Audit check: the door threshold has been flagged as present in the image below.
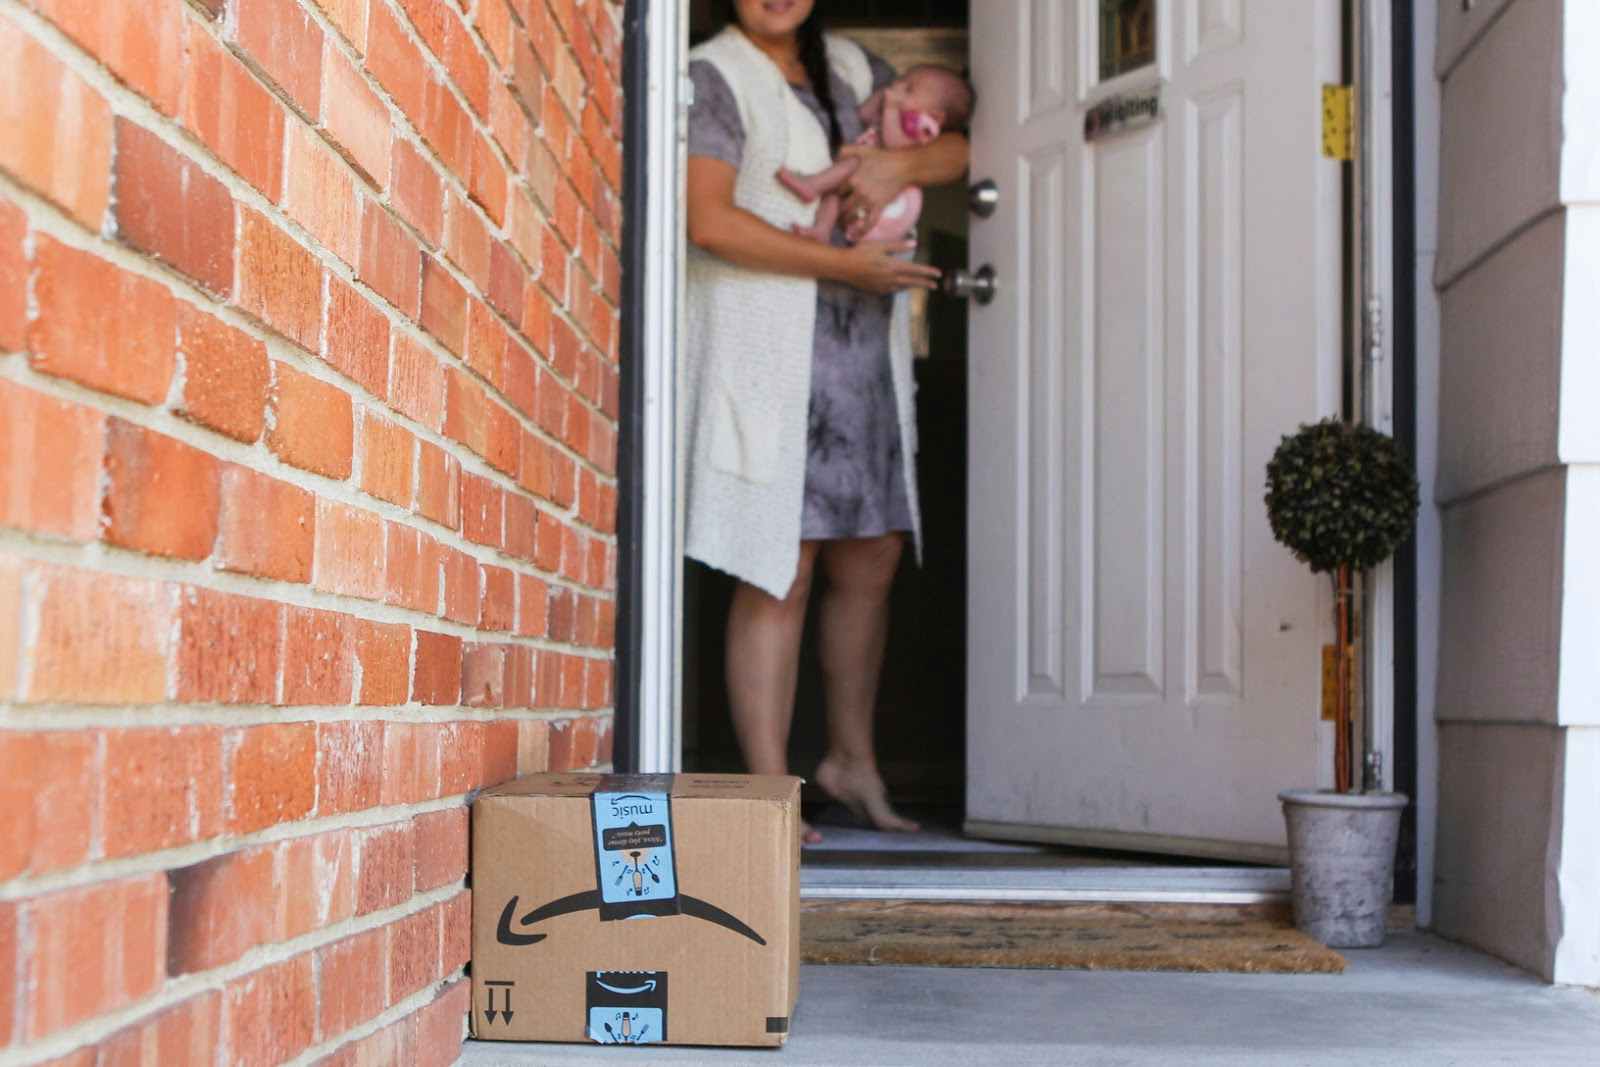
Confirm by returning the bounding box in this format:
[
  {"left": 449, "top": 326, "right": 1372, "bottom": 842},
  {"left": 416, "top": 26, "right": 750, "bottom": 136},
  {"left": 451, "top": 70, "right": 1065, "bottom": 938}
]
[{"left": 800, "top": 864, "right": 1290, "bottom": 905}]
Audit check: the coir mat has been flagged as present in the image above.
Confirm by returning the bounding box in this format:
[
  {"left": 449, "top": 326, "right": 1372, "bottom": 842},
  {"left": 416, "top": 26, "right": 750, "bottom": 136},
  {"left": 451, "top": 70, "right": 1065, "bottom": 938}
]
[{"left": 800, "top": 900, "right": 1346, "bottom": 974}]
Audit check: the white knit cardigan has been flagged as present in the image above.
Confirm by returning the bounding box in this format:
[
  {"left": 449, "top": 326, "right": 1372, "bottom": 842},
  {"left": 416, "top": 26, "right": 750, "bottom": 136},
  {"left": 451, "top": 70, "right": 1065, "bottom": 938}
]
[{"left": 684, "top": 27, "right": 922, "bottom": 598}]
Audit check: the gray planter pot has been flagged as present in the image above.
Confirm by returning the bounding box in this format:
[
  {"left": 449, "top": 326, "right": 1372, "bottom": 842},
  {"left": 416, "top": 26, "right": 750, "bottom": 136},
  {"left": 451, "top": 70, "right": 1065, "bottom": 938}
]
[{"left": 1278, "top": 789, "right": 1408, "bottom": 948}]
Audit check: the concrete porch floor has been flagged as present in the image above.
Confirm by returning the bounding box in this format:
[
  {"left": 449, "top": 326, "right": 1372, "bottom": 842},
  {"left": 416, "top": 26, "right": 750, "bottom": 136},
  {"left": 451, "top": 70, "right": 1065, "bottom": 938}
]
[{"left": 460, "top": 932, "right": 1600, "bottom": 1066}]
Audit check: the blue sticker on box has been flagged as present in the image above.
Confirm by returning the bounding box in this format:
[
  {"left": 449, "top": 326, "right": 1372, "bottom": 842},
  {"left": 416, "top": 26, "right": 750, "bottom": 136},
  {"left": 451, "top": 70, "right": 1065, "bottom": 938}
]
[
  {"left": 586, "top": 971, "right": 667, "bottom": 1044},
  {"left": 590, "top": 776, "right": 680, "bottom": 920}
]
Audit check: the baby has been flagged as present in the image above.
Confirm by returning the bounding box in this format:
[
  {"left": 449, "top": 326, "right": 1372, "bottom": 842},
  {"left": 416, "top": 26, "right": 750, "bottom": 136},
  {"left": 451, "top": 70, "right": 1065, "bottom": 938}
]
[{"left": 778, "top": 63, "right": 975, "bottom": 243}]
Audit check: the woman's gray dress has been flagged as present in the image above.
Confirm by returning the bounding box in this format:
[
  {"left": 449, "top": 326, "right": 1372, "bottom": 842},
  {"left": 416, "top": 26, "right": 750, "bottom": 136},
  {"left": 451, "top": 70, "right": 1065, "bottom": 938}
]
[{"left": 688, "top": 52, "right": 914, "bottom": 542}]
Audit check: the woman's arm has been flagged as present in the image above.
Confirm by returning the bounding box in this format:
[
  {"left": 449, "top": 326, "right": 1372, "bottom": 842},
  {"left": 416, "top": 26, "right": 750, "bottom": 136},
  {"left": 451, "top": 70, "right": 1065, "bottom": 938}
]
[
  {"left": 686, "top": 156, "right": 942, "bottom": 295},
  {"left": 836, "top": 131, "right": 971, "bottom": 240}
]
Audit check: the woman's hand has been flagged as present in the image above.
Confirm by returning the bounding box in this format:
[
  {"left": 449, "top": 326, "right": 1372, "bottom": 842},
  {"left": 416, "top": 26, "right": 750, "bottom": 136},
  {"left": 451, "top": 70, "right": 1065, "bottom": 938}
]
[
  {"left": 833, "top": 239, "right": 942, "bottom": 295},
  {"left": 835, "top": 143, "right": 910, "bottom": 242}
]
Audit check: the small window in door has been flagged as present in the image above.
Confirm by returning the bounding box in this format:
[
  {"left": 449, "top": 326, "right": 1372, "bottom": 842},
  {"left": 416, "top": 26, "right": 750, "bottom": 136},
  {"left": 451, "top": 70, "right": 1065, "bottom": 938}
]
[{"left": 1098, "top": 0, "right": 1156, "bottom": 82}]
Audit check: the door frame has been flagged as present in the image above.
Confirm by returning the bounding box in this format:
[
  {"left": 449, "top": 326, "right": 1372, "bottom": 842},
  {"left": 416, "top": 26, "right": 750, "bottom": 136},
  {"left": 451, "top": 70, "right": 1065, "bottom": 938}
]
[{"left": 612, "top": 0, "right": 1415, "bottom": 881}]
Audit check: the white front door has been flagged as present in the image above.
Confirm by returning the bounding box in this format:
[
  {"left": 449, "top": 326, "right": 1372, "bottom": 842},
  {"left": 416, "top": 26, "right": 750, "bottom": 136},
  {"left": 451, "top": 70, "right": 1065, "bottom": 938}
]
[{"left": 965, "top": 0, "right": 1344, "bottom": 864}]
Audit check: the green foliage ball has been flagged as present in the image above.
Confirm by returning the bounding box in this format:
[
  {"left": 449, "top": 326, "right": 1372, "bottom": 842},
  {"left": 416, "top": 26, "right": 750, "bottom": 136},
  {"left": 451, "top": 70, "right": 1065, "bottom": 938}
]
[{"left": 1264, "top": 418, "right": 1420, "bottom": 575}]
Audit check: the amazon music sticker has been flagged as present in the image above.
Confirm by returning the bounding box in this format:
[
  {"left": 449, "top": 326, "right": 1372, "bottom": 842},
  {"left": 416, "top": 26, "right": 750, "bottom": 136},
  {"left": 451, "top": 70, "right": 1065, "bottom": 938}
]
[
  {"left": 590, "top": 777, "right": 681, "bottom": 920},
  {"left": 586, "top": 971, "right": 667, "bottom": 1044}
]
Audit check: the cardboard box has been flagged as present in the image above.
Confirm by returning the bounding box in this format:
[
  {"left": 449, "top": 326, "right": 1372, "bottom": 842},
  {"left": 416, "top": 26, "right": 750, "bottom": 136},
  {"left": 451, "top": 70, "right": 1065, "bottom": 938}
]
[{"left": 470, "top": 772, "right": 801, "bottom": 1047}]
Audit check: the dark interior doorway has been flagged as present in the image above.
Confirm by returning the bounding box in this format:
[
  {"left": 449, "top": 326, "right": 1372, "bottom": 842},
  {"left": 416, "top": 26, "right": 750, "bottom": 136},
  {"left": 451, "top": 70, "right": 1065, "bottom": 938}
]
[{"left": 680, "top": 1, "right": 974, "bottom": 825}]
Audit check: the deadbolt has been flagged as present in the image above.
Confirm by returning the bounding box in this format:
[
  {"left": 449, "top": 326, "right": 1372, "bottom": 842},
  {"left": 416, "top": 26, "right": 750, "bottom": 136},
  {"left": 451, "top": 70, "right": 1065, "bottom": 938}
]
[
  {"left": 943, "top": 264, "right": 997, "bottom": 306},
  {"left": 968, "top": 179, "right": 1000, "bottom": 219}
]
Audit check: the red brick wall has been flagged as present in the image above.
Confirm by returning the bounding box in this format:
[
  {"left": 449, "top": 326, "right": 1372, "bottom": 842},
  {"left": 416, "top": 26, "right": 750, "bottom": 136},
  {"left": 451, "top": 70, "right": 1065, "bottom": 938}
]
[{"left": 0, "top": 0, "right": 622, "bottom": 1061}]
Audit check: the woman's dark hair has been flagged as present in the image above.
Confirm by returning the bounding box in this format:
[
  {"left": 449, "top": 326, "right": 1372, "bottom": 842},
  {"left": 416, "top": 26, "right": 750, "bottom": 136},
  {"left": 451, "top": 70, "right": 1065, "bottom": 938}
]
[{"left": 711, "top": 0, "right": 842, "bottom": 154}]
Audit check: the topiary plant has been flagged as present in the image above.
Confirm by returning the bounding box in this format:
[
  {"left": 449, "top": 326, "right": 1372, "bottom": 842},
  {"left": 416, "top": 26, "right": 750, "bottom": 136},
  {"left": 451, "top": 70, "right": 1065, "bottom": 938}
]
[
  {"left": 1265, "top": 418, "right": 1419, "bottom": 574},
  {"left": 1265, "top": 417, "right": 1419, "bottom": 792}
]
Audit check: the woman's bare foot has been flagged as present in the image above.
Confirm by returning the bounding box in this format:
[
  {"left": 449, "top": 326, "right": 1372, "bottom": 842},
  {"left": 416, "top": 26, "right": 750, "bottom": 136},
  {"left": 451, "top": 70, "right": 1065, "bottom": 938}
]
[{"left": 814, "top": 755, "right": 920, "bottom": 833}]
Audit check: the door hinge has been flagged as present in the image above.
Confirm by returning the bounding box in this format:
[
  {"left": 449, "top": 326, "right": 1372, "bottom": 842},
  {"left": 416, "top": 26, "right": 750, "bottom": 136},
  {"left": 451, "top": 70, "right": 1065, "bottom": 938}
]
[{"left": 1321, "top": 84, "right": 1355, "bottom": 161}]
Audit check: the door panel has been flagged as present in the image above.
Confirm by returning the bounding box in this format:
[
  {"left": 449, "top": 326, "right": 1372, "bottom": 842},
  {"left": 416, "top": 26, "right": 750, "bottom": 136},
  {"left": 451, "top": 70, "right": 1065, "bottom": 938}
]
[{"left": 967, "top": 0, "right": 1341, "bottom": 863}]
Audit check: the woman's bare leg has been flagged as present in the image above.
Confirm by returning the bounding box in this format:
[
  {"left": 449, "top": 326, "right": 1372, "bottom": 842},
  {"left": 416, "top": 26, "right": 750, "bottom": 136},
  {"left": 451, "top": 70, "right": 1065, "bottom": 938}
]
[
  {"left": 813, "top": 534, "right": 919, "bottom": 833},
  {"left": 726, "top": 542, "right": 823, "bottom": 843}
]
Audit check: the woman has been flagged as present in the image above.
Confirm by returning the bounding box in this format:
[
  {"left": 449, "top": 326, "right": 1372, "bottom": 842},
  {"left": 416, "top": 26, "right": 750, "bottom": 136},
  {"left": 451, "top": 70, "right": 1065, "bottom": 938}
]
[{"left": 684, "top": 0, "right": 970, "bottom": 843}]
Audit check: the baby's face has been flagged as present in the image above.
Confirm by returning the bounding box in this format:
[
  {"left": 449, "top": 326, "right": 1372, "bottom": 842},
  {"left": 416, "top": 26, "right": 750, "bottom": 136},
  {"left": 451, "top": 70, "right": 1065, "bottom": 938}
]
[
  {"left": 880, "top": 68, "right": 963, "bottom": 148},
  {"left": 881, "top": 72, "right": 950, "bottom": 148}
]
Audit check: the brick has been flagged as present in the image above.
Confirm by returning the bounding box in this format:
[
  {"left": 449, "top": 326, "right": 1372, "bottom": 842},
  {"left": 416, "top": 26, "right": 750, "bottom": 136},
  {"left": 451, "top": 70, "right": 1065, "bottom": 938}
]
[
  {"left": 443, "top": 191, "right": 491, "bottom": 291},
  {"left": 269, "top": 362, "right": 355, "bottom": 478},
  {"left": 412, "top": 807, "right": 467, "bottom": 891},
  {"left": 461, "top": 472, "right": 503, "bottom": 547},
  {"left": 174, "top": 585, "right": 281, "bottom": 704},
  {"left": 216, "top": 466, "right": 315, "bottom": 582},
  {"left": 393, "top": 141, "right": 445, "bottom": 247},
  {"left": 103, "top": 726, "right": 224, "bottom": 858},
  {"left": 0, "top": 31, "right": 112, "bottom": 227},
  {"left": 319, "top": 928, "right": 386, "bottom": 1036},
  {"left": 420, "top": 256, "right": 467, "bottom": 356},
  {"left": 547, "top": 716, "right": 574, "bottom": 770},
  {"left": 97, "top": 992, "right": 221, "bottom": 1067},
  {"left": 505, "top": 645, "right": 533, "bottom": 707},
  {"left": 469, "top": 133, "right": 508, "bottom": 225},
  {"left": 26, "top": 875, "right": 167, "bottom": 1042},
  {"left": 415, "top": 439, "right": 461, "bottom": 529},
  {"left": 236, "top": 208, "right": 322, "bottom": 351},
  {"left": 223, "top": 955, "right": 316, "bottom": 1066},
  {"left": 461, "top": 642, "right": 505, "bottom": 707},
  {"left": 360, "top": 411, "right": 414, "bottom": 506},
  {"left": 383, "top": 521, "right": 442, "bottom": 613},
  {"left": 0, "top": 380, "right": 104, "bottom": 541},
  {"left": 597, "top": 720, "right": 615, "bottom": 764},
  {"left": 176, "top": 304, "right": 270, "bottom": 443},
  {"left": 235, "top": 0, "right": 325, "bottom": 117},
  {"left": 354, "top": 619, "right": 411, "bottom": 705},
  {"left": 324, "top": 276, "right": 391, "bottom": 398},
  {"left": 440, "top": 891, "right": 471, "bottom": 975},
  {"left": 29, "top": 236, "right": 176, "bottom": 403},
  {"left": 486, "top": 401, "right": 522, "bottom": 476},
  {"left": 515, "top": 574, "right": 549, "bottom": 638},
  {"left": 0, "top": 732, "right": 95, "bottom": 880},
  {"left": 504, "top": 339, "right": 536, "bottom": 418},
  {"left": 517, "top": 430, "right": 551, "bottom": 499},
  {"left": 547, "top": 586, "right": 573, "bottom": 642},
  {"left": 319, "top": 1015, "right": 416, "bottom": 1067},
  {"left": 281, "top": 605, "right": 354, "bottom": 705},
  {"left": 283, "top": 122, "right": 362, "bottom": 267},
  {"left": 390, "top": 334, "right": 446, "bottom": 429},
  {"left": 166, "top": 845, "right": 276, "bottom": 973},
  {"left": 317, "top": 720, "right": 382, "bottom": 817},
  {"left": 182, "top": 23, "right": 286, "bottom": 197},
  {"left": 412, "top": 630, "right": 462, "bottom": 705},
  {"left": 313, "top": 499, "right": 386, "bottom": 599},
  {"left": 114, "top": 119, "right": 234, "bottom": 294},
  {"left": 482, "top": 718, "right": 519, "bottom": 784},
  {"left": 0, "top": 199, "right": 23, "bottom": 351},
  {"left": 366, "top": 0, "right": 428, "bottom": 120},
  {"left": 505, "top": 492, "right": 536, "bottom": 560},
  {"left": 27, "top": 567, "right": 170, "bottom": 704},
  {"left": 488, "top": 240, "right": 525, "bottom": 321},
  {"left": 440, "top": 547, "right": 479, "bottom": 625},
  {"left": 414, "top": 980, "right": 469, "bottom": 1067},
  {"left": 481, "top": 565, "right": 514, "bottom": 631},
  {"left": 443, "top": 367, "right": 488, "bottom": 457},
  {"left": 281, "top": 830, "right": 357, "bottom": 938},
  {"left": 227, "top": 722, "right": 317, "bottom": 833},
  {"left": 420, "top": 77, "right": 472, "bottom": 179},
  {"left": 356, "top": 822, "right": 414, "bottom": 914},
  {"left": 464, "top": 298, "right": 507, "bottom": 390},
  {"left": 314, "top": 0, "right": 370, "bottom": 50},
  {"left": 380, "top": 723, "right": 421, "bottom": 805},
  {"left": 321, "top": 45, "right": 391, "bottom": 187},
  {"left": 33, "top": 0, "right": 183, "bottom": 115},
  {"left": 438, "top": 720, "right": 483, "bottom": 794},
  {"left": 517, "top": 719, "right": 550, "bottom": 772},
  {"left": 386, "top": 905, "right": 439, "bottom": 1004},
  {"left": 360, "top": 203, "right": 422, "bottom": 317}
]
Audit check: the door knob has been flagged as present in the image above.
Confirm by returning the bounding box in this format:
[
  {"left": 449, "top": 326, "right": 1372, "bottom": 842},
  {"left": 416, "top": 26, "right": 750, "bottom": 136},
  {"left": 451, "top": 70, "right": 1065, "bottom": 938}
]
[
  {"left": 942, "top": 264, "right": 997, "bottom": 305},
  {"left": 968, "top": 179, "right": 1000, "bottom": 218}
]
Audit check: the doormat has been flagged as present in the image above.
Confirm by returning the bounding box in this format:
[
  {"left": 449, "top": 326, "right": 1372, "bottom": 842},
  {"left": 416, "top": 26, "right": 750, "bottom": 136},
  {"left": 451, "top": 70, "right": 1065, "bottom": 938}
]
[{"left": 800, "top": 900, "right": 1345, "bottom": 974}]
